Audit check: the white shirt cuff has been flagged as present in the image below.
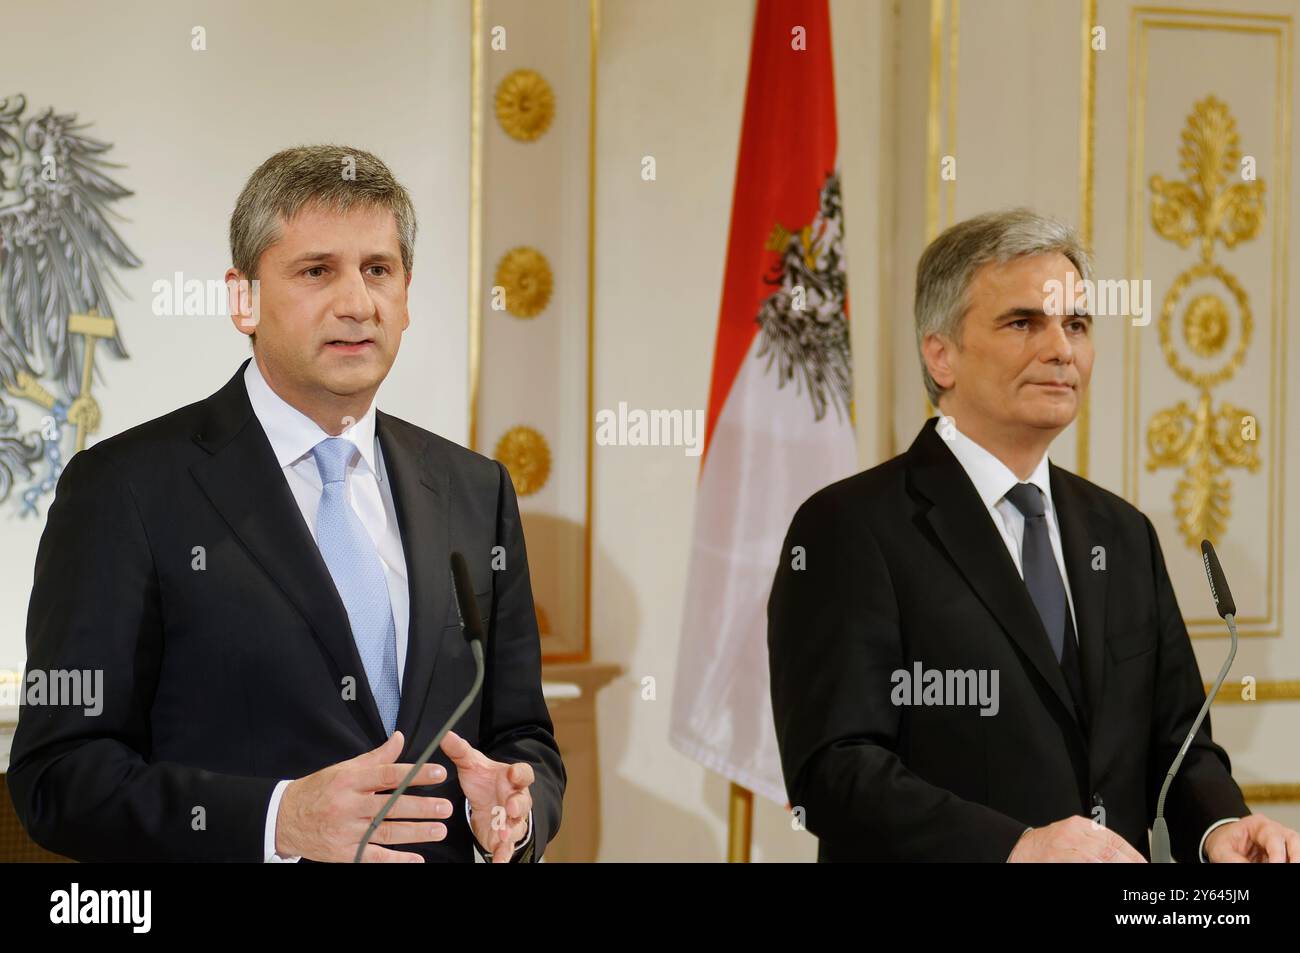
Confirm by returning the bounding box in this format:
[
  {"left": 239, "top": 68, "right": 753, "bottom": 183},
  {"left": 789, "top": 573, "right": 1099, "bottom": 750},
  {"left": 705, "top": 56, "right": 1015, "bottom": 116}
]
[
  {"left": 1199, "top": 817, "right": 1239, "bottom": 862},
  {"left": 465, "top": 796, "right": 534, "bottom": 856},
  {"left": 264, "top": 779, "right": 301, "bottom": 863}
]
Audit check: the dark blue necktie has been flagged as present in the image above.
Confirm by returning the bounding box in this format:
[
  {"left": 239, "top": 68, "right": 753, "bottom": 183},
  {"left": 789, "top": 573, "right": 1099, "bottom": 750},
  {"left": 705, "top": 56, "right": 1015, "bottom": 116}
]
[{"left": 1004, "top": 482, "right": 1088, "bottom": 729}]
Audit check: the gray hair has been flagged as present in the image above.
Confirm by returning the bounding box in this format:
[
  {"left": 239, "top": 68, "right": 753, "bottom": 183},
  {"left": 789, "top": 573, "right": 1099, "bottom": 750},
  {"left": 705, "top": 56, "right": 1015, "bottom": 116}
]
[
  {"left": 913, "top": 208, "right": 1093, "bottom": 405},
  {"left": 230, "top": 145, "right": 417, "bottom": 343}
]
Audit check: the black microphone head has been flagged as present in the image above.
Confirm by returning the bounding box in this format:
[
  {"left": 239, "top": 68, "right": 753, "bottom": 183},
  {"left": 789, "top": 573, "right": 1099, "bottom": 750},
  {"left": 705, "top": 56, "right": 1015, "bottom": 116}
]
[
  {"left": 449, "top": 552, "right": 487, "bottom": 645},
  {"left": 1200, "top": 540, "right": 1236, "bottom": 619}
]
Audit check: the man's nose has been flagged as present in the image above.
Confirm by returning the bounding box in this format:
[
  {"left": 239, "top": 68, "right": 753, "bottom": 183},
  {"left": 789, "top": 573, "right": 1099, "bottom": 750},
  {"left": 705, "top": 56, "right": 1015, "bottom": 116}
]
[
  {"left": 332, "top": 269, "right": 379, "bottom": 321},
  {"left": 1041, "top": 320, "right": 1074, "bottom": 363}
]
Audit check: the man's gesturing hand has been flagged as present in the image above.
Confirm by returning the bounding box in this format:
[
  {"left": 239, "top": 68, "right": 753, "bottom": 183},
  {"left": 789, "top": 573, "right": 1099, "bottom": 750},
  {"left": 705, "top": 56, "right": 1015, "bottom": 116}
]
[
  {"left": 441, "top": 729, "right": 535, "bottom": 863},
  {"left": 1008, "top": 816, "right": 1148, "bottom": 862},
  {"left": 1205, "top": 814, "right": 1300, "bottom": 862},
  {"left": 275, "top": 730, "right": 453, "bottom": 862}
]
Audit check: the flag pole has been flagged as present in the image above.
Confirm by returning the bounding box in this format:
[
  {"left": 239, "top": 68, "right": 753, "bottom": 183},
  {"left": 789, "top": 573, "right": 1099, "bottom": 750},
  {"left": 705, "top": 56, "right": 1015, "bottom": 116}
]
[{"left": 726, "top": 783, "right": 753, "bottom": 862}]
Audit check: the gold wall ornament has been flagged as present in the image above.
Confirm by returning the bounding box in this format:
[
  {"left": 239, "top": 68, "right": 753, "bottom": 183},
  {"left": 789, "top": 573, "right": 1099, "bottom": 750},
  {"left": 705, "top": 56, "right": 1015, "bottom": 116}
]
[
  {"left": 494, "top": 246, "right": 554, "bottom": 318},
  {"left": 1238, "top": 784, "right": 1300, "bottom": 805},
  {"left": 494, "top": 425, "right": 551, "bottom": 496},
  {"left": 494, "top": 68, "right": 556, "bottom": 142},
  {"left": 1156, "top": 262, "right": 1251, "bottom": 391},
  {"left": 1207, "top": 679, "right": 1300, "bottom": 703},
  {"left": 1145, "top": 97, "right": 1263, "bottom": 549},
  {"left": 1182, "top": 294, "right": 1228, "bottom": 357},
  {"left": 1150, "top": 96, "right": 1266, "bottom": 264}
]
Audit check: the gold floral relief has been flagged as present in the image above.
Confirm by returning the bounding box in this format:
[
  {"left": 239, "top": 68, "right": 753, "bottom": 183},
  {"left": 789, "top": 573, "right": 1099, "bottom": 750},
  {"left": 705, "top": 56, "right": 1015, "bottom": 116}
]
[
  {"left": 1146, "top": 96, "right": 1263, "bottom": 548},
  {"left": 1150, "top": 96, "right": 1266, "bottom": 261}
]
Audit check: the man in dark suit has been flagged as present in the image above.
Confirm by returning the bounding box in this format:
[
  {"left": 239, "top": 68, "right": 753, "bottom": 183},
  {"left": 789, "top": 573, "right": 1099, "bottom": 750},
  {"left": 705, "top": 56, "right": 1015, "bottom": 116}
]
[
  {"left": 768, "top": 208, "right": 1298, "bottom": 863},
  {"left": 8, "top": 145, "right": 564, "bottom": 862}
]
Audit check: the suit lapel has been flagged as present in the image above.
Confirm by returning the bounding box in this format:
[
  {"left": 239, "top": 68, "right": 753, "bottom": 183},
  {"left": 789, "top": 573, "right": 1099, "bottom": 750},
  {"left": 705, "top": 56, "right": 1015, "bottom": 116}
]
[
  {"left": 906, "top": 420, "right": 1085, "bottom": 744},
  {"left": 188, "top": 360, "right": 387, "bottom": 745},
  {"left": 1050, "top": 463, "right": 1110, "bottom": 740},
  {"left": 377, "top": 410, "right": 452, "bottom": 747}
]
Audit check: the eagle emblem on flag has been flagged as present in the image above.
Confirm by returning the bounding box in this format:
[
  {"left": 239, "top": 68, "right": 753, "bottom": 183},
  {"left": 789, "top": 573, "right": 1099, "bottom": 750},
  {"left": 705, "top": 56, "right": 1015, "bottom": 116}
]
[{"left": 756, "top": 169, "right": 852, "bottom": 423}]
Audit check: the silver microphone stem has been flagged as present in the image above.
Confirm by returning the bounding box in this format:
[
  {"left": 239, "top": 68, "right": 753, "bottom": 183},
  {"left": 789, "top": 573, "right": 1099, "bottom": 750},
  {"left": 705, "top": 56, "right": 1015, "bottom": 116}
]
[
  {"left": 353, "top": 640, "right": 486, "bottom": 863},
  {"left": 1151, "top": 613, "right": 1237, "bottom": 862}
]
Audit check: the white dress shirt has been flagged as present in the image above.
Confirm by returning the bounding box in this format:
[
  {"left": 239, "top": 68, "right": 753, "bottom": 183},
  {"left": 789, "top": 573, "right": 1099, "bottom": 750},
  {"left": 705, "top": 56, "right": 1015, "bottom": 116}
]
[
  {"left": 937, "top": 416, "right": 1079, "bottom": 638},
  {"left": 243, "top": 359, "right": 531, "bottom": 862},
  {"left": 935, "top": 416, "right": 1233, "bottom": 862}
]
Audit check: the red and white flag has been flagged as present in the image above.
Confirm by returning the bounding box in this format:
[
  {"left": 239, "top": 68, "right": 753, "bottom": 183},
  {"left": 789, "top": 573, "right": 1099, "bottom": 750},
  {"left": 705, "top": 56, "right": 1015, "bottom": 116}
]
[{"left": 670, "top": 0, "right": 856, "bottom": 803}]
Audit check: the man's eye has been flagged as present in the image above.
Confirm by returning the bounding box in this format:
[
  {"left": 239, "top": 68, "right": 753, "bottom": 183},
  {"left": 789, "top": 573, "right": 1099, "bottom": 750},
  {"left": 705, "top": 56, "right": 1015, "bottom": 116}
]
[
  {"left": 1010, "top": 319, "right": 1030, "bottom": 330},
  {"left": 1069, "top": 320, "right": 1089, "bottom": 333},
  {"left": 304, "top": 266, "right": 326, "bottom": 278},
  {"left": 367, "top": 265, "right": 389, "bottom": 277}
]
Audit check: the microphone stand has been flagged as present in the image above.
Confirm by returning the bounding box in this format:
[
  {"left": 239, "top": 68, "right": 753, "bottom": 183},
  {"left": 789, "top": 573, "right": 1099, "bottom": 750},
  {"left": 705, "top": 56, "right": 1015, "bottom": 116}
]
[{"left": 1150, "top": 542, "right": 1238, "bottom": 863}]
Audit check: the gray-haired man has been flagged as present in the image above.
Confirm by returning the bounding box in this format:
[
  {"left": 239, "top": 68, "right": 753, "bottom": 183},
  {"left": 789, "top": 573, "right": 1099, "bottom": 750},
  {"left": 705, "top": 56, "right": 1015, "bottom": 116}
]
[{"left": 769, "top": 208, "right": 1298, "bottom": 862}]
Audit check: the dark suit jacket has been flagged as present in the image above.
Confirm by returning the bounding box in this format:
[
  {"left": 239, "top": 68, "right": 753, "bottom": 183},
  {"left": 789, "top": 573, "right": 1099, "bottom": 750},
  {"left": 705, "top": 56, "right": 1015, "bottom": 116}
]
[
  {"left": 8, "top": 359, "right": 564, "bottom": 862},
  {"left": 767, "top": 418, "right": 1248, "bottom": 862}
]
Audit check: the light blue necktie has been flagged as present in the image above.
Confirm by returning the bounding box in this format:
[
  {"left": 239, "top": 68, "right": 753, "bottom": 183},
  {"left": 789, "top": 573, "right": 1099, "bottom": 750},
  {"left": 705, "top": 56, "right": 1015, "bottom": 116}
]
[{"left": 311, "top": 437, "right": 400, "bottom": 735}]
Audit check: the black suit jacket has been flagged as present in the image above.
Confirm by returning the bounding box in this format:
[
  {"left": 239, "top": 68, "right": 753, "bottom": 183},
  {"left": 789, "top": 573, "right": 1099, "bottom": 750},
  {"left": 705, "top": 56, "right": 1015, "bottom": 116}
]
[
  {"left": 767, "top": 418, "right": 1248, "bottom": 862},
  {"left": 8, "top": 359, "right": 564, "bottom": 862}
]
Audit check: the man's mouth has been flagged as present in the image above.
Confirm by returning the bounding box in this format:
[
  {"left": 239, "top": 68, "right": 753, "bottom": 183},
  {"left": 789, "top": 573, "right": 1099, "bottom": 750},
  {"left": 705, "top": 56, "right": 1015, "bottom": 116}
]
[
  {"left": 325, "top": 339, "right": 373, "bottom": 351},
  {"left": 1032, "top": 381, "right": 1074, "bottom": 390}
]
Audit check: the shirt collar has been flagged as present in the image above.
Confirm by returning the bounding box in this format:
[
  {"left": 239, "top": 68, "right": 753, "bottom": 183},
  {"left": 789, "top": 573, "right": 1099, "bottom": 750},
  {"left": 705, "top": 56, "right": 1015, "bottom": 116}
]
[
  {"left": 243, "top": 357, "right": 379, "bottom": 476},
  {"left": 937, "top": 416, "right": 1054, "bottom": 514}
]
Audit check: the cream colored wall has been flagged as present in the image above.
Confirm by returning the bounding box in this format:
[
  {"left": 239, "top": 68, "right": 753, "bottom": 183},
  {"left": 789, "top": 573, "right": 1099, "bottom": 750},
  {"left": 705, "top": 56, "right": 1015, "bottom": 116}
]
[
  {"left": 591, "top": 0, "right": 757, "bottom": 861},
  {"left": 0, "top": 0, "right": 470, "bottom": 669},
  {"left": 477, "top": 0, "right": 594, "bottom": 659},
  {"left": 590, "top": 0, "right": 893, "bottom": 861}
]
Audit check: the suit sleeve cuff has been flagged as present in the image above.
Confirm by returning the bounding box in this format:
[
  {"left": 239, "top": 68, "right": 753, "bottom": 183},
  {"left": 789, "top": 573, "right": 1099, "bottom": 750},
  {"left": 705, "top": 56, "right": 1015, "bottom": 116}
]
[
  {"left": 1199, "top": 817, "right": 1239, "bottom": 862},
  {"left": 264, "top": 779, "right": 301, "bottom": 863},
  {"left": 466, "top": 797, "right": 535, "bottom": 860}
]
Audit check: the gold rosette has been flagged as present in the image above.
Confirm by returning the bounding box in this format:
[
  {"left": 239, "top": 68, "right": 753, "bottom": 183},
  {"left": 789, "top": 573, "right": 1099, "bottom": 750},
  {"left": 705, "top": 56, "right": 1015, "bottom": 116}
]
[
  {"left": 494, "top": 425, "right": 551, "bottom": 496},
  {"left": 495, "top": 69, "right": 556, "bottom": 142},
  {"left": 494, "top": 246, "right": 554, "bottom": 318}
]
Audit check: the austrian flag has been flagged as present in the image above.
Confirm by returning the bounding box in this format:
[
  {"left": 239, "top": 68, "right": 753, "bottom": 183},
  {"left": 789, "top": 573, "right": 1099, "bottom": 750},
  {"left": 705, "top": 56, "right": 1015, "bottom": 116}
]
[{"left": 670, "top": 0, "right": 857, "bottom": 804}]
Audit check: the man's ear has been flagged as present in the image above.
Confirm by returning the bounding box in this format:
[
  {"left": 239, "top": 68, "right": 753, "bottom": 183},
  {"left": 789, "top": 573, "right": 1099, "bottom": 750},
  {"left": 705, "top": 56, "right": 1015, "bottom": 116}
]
[
  {"left": 922, "top": 332, "right": 957, "bottom": 391},
  {"left": 224, "top": 267, "right": 258, "bottom": 337}
]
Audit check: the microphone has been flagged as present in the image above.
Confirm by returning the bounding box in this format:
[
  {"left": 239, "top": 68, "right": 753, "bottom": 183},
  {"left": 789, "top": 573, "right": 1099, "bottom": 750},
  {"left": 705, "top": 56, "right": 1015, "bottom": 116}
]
[
  {"left": 1201, "top": 539, "right": 1236, "bottom": 619},
  {"left": 1150, "top": 540, "right": 1238, "bottom": 863},
  {"left": 353, "top": 552, "right": 487, "bottom": 863}
]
